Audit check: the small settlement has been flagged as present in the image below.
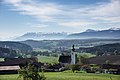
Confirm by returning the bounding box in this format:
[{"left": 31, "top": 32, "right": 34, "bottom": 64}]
[{"left": 0, "top": 45, "right": 120, "bottom": 74}]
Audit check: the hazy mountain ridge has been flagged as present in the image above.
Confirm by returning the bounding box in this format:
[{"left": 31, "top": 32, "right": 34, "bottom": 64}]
[
  {"left": 14, "top": 32, "right": 68, "bottom": 41},
  {"left": 14, "top": 28, "right": 120, "bottom": 41},
  {"left": 67, "top": 29, "right": 120, "bottom": 39}
]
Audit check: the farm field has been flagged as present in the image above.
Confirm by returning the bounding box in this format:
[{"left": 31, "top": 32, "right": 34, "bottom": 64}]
[
  {"left": 0, "top": 72, "right": 120, "bottom": 80},
  {"left": 37, "top": 56, "right": 59, "bottom": 63},
  {"left": 0, "top": 58, "right": 4, "bottom": 61}
]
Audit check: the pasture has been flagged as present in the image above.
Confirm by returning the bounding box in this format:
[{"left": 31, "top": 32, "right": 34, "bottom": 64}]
[
  {"left": 37, "top": 56, "right": 59, "bottom": 64},
  {"left": 0, "top": 72, "right": 120, "bottom": 80},
  {"left": 0, "top": 58, "right": 4, "bottom": 61}
]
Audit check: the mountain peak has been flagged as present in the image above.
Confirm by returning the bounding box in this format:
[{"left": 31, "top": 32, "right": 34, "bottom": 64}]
[
  {"left": 85, "top": 29, "right": 96, "bottom": 32},
  {"left": 109, "top": 27, "right": 120, "bottom": 30}
]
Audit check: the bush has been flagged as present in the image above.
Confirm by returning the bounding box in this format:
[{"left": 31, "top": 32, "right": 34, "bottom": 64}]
[
  {"left": 18, "top": 64, "right": 46, "bottom": 80},
  {"left": 71, "top": 64, "right": 81, "bottom": 73}
]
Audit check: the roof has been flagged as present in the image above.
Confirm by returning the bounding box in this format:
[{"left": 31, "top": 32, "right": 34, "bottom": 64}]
[
  {"left": 0, "top": 58, "right": 37, "bottom": 66},
  {"left": 0, "top": 65, "right": 20, "bottom": 71},
  {"left": 87, "top": 55, "right": 120, "bottom": 65},
  {"left": 102, "top": 64, "right": 120, "bottom": 69},
  {"left": 59, "top": 55, "right": 71, "bottom": 63}
]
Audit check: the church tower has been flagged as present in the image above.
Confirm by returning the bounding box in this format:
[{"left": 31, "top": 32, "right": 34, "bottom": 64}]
[{"left": 71, "top": 45, "right": 76, "bottom": 64}]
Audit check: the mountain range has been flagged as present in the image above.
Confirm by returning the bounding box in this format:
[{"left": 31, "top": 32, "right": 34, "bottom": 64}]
[
  {"left": 14, "top": 32, "right": 68, "bottom": 41},
  {"left": 67, "top": 28, "right": 120, "bottom": 39},
  {"left": 14, "top": 28, "right": 120, "bottom": 41}
]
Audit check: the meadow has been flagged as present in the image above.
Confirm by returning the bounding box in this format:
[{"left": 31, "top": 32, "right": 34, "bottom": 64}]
[
  {"left": 37, "top": 56, "right": 59, "bottom": 64},
  {"left": 0, "top": 58, "right": 4, "bottom": 61},
  {"left": 0, "top": 72, "right": 120, "bottom": 80}
]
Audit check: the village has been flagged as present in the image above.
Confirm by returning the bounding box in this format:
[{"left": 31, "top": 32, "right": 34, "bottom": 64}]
[{"left": 0, "top": 45, "right": 120, "bottom": 75}]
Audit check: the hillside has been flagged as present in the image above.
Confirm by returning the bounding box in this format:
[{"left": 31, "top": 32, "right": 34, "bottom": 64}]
[
  {"left": 0, "top": 47, "right": 17, "bottom": 58},
  {"left": 21, "top": 39, "right": 120, "bottom": 51},
  {"left": 0, "top": 41, "right": 33, "bottom": 52},
  {"left": 78, "top": 43, "right": 120, "bottom": 55}
]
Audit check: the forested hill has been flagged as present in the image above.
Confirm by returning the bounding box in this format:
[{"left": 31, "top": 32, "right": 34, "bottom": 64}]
[
  {"left": 0, "top": 41, "right": 33, "bottom": 52},
  {"left": 78, "top": 43, "right": 120, "bottom": 55},
  {"left": 21, "top": 39, "right": 120, "bottom": 49},
  {"left": 0, "top": 47, "right": 17, "bottom": 58}
]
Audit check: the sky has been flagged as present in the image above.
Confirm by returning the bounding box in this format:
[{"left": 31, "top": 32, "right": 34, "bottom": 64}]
[{"left": 0, "top": 0, "right": 120, "bottom": 39}]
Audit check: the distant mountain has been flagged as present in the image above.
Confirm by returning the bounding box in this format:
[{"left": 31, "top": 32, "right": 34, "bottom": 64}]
[
  {"left": 85, "top": 29, "right": 97, "bottom": 32},
  {"left": 67, "top": 28, "right": 120, "bottom": 39},
  {"left": 109, "top": 27, "right": 120, "bottom": 30},
  {"left": 14, "top": 28, "right": 120, "bottom": 41},
  {"left": 14, "top": 32, "right": 68, "bottom": 41}
]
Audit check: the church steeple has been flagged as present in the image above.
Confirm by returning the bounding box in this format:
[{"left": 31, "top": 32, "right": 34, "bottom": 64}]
[
  {"left": 71, "top": 45, "right": 76, "bottom": 64},
  {"left": 72, "top": 45, "right": 75, "bottom": 52}
]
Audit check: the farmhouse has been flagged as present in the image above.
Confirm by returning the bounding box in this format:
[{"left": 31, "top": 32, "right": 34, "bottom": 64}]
[
  {"left": 86, "top": 55, "right": 120, "bottom": 74},
  {"left": 0, "top": 65, "right": 20, "bottom": 74},
  {"left": 87, "top": 55, "right": 120, "bottom": 65},
  {"left": 0, "top": 57, "right": 38, "bottom": 74}
]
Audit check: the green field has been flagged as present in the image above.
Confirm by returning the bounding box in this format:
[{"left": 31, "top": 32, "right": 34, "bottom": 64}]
[
  {"left": 37, "top": 56, "right": 59, "bottom": 64},
  {"left": 0, "top": 58, "right": 4, "bottom": 61},
  {"left": 0, "top": 72, "right": 120, "bottom": 80}
]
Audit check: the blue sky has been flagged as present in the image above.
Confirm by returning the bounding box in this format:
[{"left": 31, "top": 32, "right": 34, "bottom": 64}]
[{"left": 0, "top": 0, "right": 120, "bottom": 39}]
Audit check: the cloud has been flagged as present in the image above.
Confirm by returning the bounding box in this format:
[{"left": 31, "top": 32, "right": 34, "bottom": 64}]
[
  {"left": 3, "top": 0, "right": 120, "bottom": 29},
  {"left": 59, "top": 21, "right": 96, "bottom": 27},
  {"left": 29, "top": 24, "right": 48, "bottom": 28},
  {"left": 89, "top": 0, "right": 120, "bottom": 17}
]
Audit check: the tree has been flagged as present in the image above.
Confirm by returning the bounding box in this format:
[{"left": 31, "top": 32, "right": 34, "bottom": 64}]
[
  {"left": 18, "top": 64, "right": 46, "bottom": 80},
  {"left": 71, "top": 64, "right": 80, "bottom": 73}
]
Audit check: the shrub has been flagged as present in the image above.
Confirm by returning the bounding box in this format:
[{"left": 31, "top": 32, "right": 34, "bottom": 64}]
[{"left": 18, "top": 64, "right": 46, "bottom": 80}]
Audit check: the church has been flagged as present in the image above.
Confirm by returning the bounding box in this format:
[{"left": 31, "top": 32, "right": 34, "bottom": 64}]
[{"left": 59, "top": 45, "right": 76, "bottom": 64}]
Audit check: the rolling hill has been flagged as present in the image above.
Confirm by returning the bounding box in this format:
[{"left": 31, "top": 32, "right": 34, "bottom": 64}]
[{"left": 0, "top": 41, "right": 33, "bottom": 52}]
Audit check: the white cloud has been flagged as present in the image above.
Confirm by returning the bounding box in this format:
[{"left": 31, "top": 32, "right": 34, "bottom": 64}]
[
  {"left": 3, "top": 0, "right": 120, "bottom": 29},
  {"left": 30, "top": 24, "right": 48, "bottom": 28},
  {"left": 88, "top": 0, "right": 120, "bottom": 17},
  {"left": 59, "top": 21, "right": 96, "bottom": 27},
  {"left": 4, "top": 0, "right": 22, "bottom": 4}
]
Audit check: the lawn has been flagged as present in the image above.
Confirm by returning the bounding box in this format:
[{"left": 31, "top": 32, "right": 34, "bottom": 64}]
[
  {"left": 0, "top": 58, "right": 4, "bottom": 61},
  {"left": 37, "top": 56, "right": 59, "bottom": 64},
  {"left": 0, "top": 72, "right": 120, "bottom": 80}
]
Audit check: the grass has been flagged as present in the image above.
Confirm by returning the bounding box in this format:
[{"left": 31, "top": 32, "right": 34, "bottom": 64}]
[
  {"left": 0, "top": 58, "right": 4, "bottom": 61},
  {"left": 44, "top": 72, "right": 120, "bottom": 80},
  {"left": 0, "top": 74, "right": 19, "bottom": 80},
  {"left": 0, "top": 72, "right": 120, "bottom": 80},
  {"left": 37, "top": 56, "right": 59, "bottom": 64}
]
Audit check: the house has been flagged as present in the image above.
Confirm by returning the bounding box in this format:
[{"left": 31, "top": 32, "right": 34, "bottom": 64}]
[
  {"left": 0, "top": 58, "right": 37, "bottom": 67},
  {"left": 87, "top": 55, "right": 120, "bottom": 65},
  {"left": 86, "top": 55, "right": 120, "bottom": 74},
  {"left": 102, "top": 64, "right": 120, "bottom": 74},
  {"left": 0, "top": 57, "right": 38, "bottom": 74},
  {"left": 0, "top": 65, "right": 20, "bottom": 74}
]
